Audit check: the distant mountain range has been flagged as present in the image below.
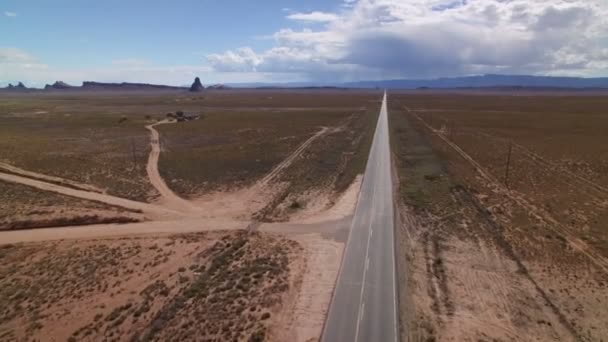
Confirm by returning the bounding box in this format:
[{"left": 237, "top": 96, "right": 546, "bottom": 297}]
[
  {"left": 228, "top": 74, "right": 608, "bottom": 89},
  {"left": 346, "top": 74, "right": 608, "bottom": 89},
  {"left": 3, "top": 74, "right": 608, "bottom": 91}
]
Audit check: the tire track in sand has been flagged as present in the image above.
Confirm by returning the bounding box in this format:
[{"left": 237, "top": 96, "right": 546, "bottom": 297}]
[{"left": 257, "top": 127, "right": 329, "bottom": 187}]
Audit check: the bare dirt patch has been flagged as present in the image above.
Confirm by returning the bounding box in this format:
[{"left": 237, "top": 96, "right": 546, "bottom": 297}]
[{"left": 274, "top": 233, "right": 345, "bottom": 342}]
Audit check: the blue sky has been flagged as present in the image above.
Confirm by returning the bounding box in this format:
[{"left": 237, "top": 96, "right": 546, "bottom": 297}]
[
  {"left": 1, "top": 0, "right": 607, "bottom": 86},
  {"left": 2, "top": 0, "right": 339, "bottom": 68}
]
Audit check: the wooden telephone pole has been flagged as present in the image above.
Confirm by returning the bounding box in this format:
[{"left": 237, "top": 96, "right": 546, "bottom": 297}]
[
  {"left": 504, "top": 141, "right": 513, "bottom": 189},
  {"left": 131, "top": 138, "right": 137, "bottom": 170}
]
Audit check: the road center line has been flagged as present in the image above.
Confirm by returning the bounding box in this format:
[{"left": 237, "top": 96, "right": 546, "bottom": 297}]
[{"left": 353, "top": 126, "right": 383, "bottom": 342}]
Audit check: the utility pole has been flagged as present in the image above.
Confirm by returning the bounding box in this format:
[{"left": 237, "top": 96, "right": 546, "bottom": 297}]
[
  {"left": 504, "top": 141, "right": 513, "bottom": 189},
  {"left": 450, "top": 121, "right": 454, "bottom": 140},
  {"left": 131, "top": 138, "right": 137, "bottom": 170}
]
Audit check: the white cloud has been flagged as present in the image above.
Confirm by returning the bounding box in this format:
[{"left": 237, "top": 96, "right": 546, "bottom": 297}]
[
  {"left": 207, "top": 0, "right": 608, "bottom": 80},
  {"left": 0, "top": 47, "right": 36, "bottom": 63},
  {"left": 4, "top": 11, "right": 16, "bottom": 17},
  {"left": 207, "top": 47, "right": 263, "bottom": 72},
  {"left": 4, "top": 1, "right": 608, "bottom": 85},
  {"left": 287, "top": 11, "right": 339, "bottom": 22}
]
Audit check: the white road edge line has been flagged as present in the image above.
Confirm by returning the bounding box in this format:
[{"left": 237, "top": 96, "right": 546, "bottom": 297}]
[{"left": 387, "top": 93, "right": 399, "bottom": 342}]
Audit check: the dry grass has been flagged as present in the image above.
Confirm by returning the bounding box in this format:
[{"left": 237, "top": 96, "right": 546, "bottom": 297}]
[
  {"left": 0, "top": 97, "right": 155, "bottom": 201},
  {"left": 389, "top": 93, "right": 608, "bottom": 342},
  {"left": 137, "top": 231, "right": 302, "bottom": 341},
  {"left": 158, "top": 109, "right": 347, "bottom": 196},
  {"left": 0, "top": 90, "right": 380, "bottom": 205},
  {"left": 156, "top": 93, "right": 380, "bottom": 198},
  {"left": 256, "top": 106, "right": 378, "bottom": 221},
  {"left": 0, "top": 181, "right": 142, "bottom": 231},
  {"left": 0, "top": 231, "right": 302, "bottom": 342},
  {"left": 398, "top": 93, "right": 608, "bottom": 254}
]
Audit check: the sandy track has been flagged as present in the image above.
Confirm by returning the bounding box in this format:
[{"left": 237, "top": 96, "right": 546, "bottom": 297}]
[
  {"left": 0, "top": 161, "right": 104, "bottom": 193},
  {"left": 0, "top": 172, "right": 180, "bottom": 220},
  {"left": 257, "top": 127, "right": 329, "bottom": 187},
  {"left": 0, "top": 218, "right": 246, "bottom": 244},
  {"left": 145, "top": 120, "right": 198, "bottom": 211}
]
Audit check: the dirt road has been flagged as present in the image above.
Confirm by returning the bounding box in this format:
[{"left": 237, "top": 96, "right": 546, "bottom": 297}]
[
  {"left": 0, "top": 217, "right": 246, "bottom": 244},
  {"left": 145, "top": 120, "right": 198, "bottom": 211},
  {"left": 257, "top": 126, "right": 329, "bottom": 187},
  {"left": 0, "top": 171, "right": 180, "bottom": 220},
  {"left": 0, "top": 161, "right": 104, "bottom": 193}
]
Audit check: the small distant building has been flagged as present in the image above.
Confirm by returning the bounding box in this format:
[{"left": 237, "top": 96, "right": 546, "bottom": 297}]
[
  {"left": 167, "top": 110, "right": 200, "bottom": 122},
  {"left": 177, "top": 113, "right": 200, "bottom": 122}
]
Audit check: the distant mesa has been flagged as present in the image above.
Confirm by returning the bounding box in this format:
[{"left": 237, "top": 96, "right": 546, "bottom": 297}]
[
  {"left": 189, "top": 77, "right": 204, "bottom": 92},
  {"left": 44, "top": 81, "right": 73, "bottom": 90},
  {"left": 81, "top": 81, "right": 184, "bottom": 91},
  {"left": 4, "top": 82, "right": 28, "bottom": 90}
]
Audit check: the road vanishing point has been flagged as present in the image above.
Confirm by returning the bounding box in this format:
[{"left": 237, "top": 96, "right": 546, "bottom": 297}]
[{"left": 322, "top": 92, "right": 398, "bottom": 342}]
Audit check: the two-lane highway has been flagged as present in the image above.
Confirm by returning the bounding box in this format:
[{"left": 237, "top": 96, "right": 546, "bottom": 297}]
[{"left": 322, "top": 92, "right": 398, "bottom": 342}]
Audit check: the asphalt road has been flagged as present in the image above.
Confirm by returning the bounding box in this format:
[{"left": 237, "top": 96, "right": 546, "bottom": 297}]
[{"left": 322, "top": 92, "right": 398, "bottom": 342}]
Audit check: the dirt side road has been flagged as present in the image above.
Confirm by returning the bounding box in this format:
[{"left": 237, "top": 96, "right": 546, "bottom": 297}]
[
  {"left": 145, "top": 120, "right": 199, "bottom": 211},
  {"left": 0, "top": 171, "right": 180, "bottom": 220},
  {"left": 0, "top": 218, "right": 247, "bottom": 244},
  {"left": 0, "top": 161, "right": 104, "bottom": 193}
]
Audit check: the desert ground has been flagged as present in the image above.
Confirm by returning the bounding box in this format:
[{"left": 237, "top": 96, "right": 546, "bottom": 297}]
[
  {"left": 2, "top": 89, "right": 608, "bottom": 341},
  {"left": 0, "top": 89, "right": 379, "bottom": 341},
  {"left": 389, "top": 92, "right": 608, "bottom": 342}
]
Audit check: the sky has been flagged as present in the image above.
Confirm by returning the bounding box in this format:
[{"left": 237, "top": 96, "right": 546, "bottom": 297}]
[{"left": 1, "top": 0, "right": 607, "bottom": 87}]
